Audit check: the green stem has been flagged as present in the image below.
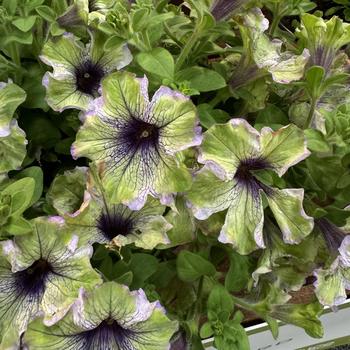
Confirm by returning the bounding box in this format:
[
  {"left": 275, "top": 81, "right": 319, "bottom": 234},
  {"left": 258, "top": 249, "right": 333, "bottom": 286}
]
[
  {"left": 164, "top": 23, "right": 182, "bottom": 47},
  {"left": 231, "top": 295, "right": 255, "bottom": 312},
  {"left": 305, "top": 97, "right": 317, "bottom": 129},
  {"left": 175, "top": 30, "right": 200, "bottom": 71},
  {"left": 269, "top": 14, "right": 282, "bottom": 37}
]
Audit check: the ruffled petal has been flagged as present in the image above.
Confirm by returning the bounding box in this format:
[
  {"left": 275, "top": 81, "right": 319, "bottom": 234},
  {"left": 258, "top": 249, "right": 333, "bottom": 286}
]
[
  {"left": 266, "top": 188, "right": 314, "bottom": 244},
  {"left": 260, "top": 124, "right": 310, "bottom": 176}
]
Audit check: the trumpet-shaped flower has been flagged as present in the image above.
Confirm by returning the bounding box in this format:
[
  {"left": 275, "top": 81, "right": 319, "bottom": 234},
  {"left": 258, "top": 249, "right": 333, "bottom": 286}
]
[
  {"left": 313, "top": 219, "right": 350, "bottom": 307},
  {"left": 24, "top": 281, "right": 178, "bottom": 350},
  {"left": 72, "top": 71, "right": 202, "bottom": 209},
  {"left": 40, "top": 32, "right": 132, "bottom": 112},
  {"left": 187, "top": 119, "right": 314, "bottom": 255},
  {"left": 64, "top": 168, "right": 172, "bottom": 249},
  {"left": 0, "top": 217, "right": 101, "bottom": 348}
]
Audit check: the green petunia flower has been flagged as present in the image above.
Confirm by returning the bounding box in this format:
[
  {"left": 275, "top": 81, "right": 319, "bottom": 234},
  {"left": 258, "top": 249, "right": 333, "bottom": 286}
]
[
  {"left": 24, "top": 281, "right": 178, "bottom": 350},
  {"left": 0, "top": 217, "right": 102, "bottom": 348},
  {"left": 187, "top": 119, "right": 314, "bottom": 255},
  {"left": 40, "top": 31, "right": 132, "bottom": 112},
  {"left": 231, "top": 8, "right": 309, "bottom": 87},
  {"left": 0, "top": 82, "right": 27, "bottom": 173},
  {"left": 297, "top": 14, "right": 350, "bottom": 74},
  {"left": 72, "top": 71, "right": 202, "bottom": 209},
  {"left": 63, "top": 167, "right": 172, "bottom": 249},
  {"left": 313, "top": 219, "right": 350, "bottom": 307}
]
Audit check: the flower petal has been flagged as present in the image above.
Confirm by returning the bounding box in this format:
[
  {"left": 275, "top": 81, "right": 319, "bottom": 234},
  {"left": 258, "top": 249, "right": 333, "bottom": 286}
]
[
  {"left": 0, "top": 120, "right": 27, "bottom": 173},
  {"left": 43, "top": 72, "right": 92, "bottom": 112},
  {"left": 198, "top": 119, "right": 261, "bottom": 179},
  {"left": 260, "top": 124, "right": 310, "bottom": 176},
  {"left": 0, "top": 82, "right": 26, "bottom": 137},
  {"left": 147, "top": 86, "right": 202, "bottom": 153},
  {"left": 266, "top": 188, "right": 314, "bottom": 244},
  {"left": 219, "top": 184, "right": 265, "bottom": 255},
  {"left": 40, "top": 33, "right": 84, "bottom": 79}
]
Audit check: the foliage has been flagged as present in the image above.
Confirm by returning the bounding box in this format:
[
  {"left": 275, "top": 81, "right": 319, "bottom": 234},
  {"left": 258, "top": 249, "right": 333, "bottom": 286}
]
[{"left": 0, "top": 0, "right": 349, "bottom": 349}]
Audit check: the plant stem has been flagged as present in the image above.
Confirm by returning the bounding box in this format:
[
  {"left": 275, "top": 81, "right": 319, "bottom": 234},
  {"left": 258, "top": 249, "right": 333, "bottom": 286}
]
[
  {"left": 175, "top": 30, "right": 200, "bottom": 72},
  {"left": 305, "top": 97, "right": 317, "bottom": 129}
]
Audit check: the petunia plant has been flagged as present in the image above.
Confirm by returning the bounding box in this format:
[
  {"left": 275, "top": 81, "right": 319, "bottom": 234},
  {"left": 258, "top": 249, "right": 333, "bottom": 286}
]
[{"left": 0, "top": 1, "right": 350, "bottom": 349}]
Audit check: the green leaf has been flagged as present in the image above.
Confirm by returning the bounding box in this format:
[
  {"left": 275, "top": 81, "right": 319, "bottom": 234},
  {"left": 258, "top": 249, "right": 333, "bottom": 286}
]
[
  {"left": 114, "top": 271, "right": 133, "bottom": 286},
  {"left": 3, "top": 0, "right": 17, "bottom": 15},
  {"left": 176, "top": 251, "right": 216, "bottom": 282},
  {"left": 305, "top": 129, "right": 331, "bottom": 152},
  {"left": 197, "top": 104, "right": 229, "bottom": 129},
  {"left": 176, "top": 67, "right": 226, "bottom": 92},
  {"left": 208, "top": 285, "right": 234, "bottom": 314},
  {"left": 200, "top": 322, "right": 213, "bottom": 338},
  {"left": 129, "top": 253, "right": 158, "bottom": 289},
  {"left": 103, "top": 36, "right": 124, "bottom": 51},
  {"left": 225, "top": 251, "right": 251, "bottom": 292},
  {"left": 36, "top": 6, "right": 56, "bottom": 22},
  {"left": 137, "top": 48, "right": 175, "bottom": 81},
  {"left": 14, "top": 167, "right": 43, "bottom": 207},
  {"left": 4, "top": 216, "right": 32, "bottom": 235},
  {"left": 2, "top": 178, "right": 35, "bottom": 217},
  {"left": 305, "top": 66, "right": 325, "bottom": 98},
  {"left": 12, "top": 16, "right": 37, "bottom": 32}
]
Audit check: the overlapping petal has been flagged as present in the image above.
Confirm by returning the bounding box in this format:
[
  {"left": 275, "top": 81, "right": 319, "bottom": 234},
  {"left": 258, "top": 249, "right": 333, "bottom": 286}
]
[
  {"left": 63, "top": 168, "right": 171, "bottom": 249},
  {"left": 72, "top": 71, "right": 202, "bottom": 209},
  {"left": 188, "top": 119, "right": 313, "bottom": 254},
  {"left": 0, "top": 217, "right": 101, "bottom": 348},
  {"left": 40, "top": 32, "right": 132, "bottom": 111},
  {"left": 24, "top": 282, "right": 178, "bottom": 350}
]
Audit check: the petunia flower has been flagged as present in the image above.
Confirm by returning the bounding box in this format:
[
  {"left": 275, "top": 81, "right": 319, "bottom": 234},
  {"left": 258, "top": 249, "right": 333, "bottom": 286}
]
[
  {"left": 297, "top": 14, "right": 350, "bottom": 74},
  {"left": 0, "top": 82, "right": 27, "bottom": 173},
  {"left": 63, "top": 167, "right": 172, "bottom": 249},
  {"left": 24, "top": 281, "right": 178, "bottom": 349},
  {"left": 72, "top": 71, "right": 202, "bottom": 210},
  {"left": 187, "top": 119, "right": 314, "bottom": 255},
  {"left": 313, "top": 218, "right": 350, "bottom": 307},
  {"left": 0, "top": 217, "right": 101, "bottom": 348},
  {"left": 210, "top": 0, "right": 247, "bottom": 21},
  {"left": 230, "top": 8, "right": 309, "bottom": 88},
  {"left": 40, "top": 31, "right": 132, "bottom": 112},
  {"left": 58, "top": 0, "right": 117, "bottom": 27}
]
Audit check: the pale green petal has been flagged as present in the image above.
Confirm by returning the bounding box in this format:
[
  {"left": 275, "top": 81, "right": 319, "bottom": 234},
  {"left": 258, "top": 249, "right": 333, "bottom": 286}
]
[
  {"left": 46, "top": 167, "right": 88, "bottom": 216},
  {"left": 219, "top": 184, "right": 265, "bottom": 255},
  {"left": 43, "top": 73, "right": 92, "bottom": 112},
  {"left": 148, "top": 86, "right": 202, "bottom": 153},
  {"left": 90, "top": 30, "right": 132, "bottom": 71},
  {"left": 0, "top": 82, "right": 26, "bottom": 137},
  {"left": 0, "top": 120, "right": 27, "bottom": 173},
  {"left": 260, "top": 124, "right": 310, "bottom": 176},
  {"left": 40, "top": 33, "right": 84, "bottom": 78},
  {"left": 188, "top": 167, "right": 265, "bottom": 254},
  {"left": 199, "top": 119, "right": 260, "bottom": 179},
  {"left": 314, "top": 264, "right": 347, "bottom": 307},
  {"left": 25, "top": 282, "right": 178, "bottom": 350},
  {"left": 266, "top": 188, "right": 314, "bottom": 244},
  {"left": 157, "top": 196, "right": 196, "bottom": 249},
  {"left": 187, "top": 167, "right": 238, "bottom": 220}
]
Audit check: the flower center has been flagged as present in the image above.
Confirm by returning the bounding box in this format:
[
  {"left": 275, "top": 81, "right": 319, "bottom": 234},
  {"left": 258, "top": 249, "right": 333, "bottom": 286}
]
[
  {"left": 14, "top": 258, "right": 53, "bottom": 296},
  {"left": 74, "top": 59, "right": 104, "bottom": 96},
  {"left": 97, "top": 211, "right": 134, "bottom": 241},
  {"left": 234, "top": 157, "right": 272, "bottom": 195},
  {"left": 120, "top": 118, "right": 160, "bottom": 152},
  {"left": 79, "top": 318, "right": 134, "bottom": 347}
]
